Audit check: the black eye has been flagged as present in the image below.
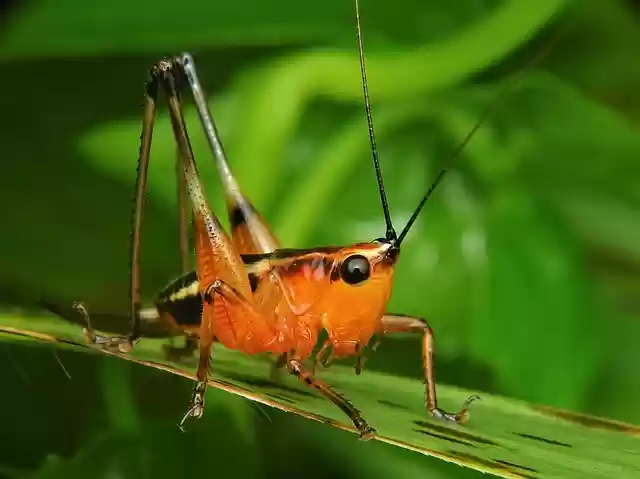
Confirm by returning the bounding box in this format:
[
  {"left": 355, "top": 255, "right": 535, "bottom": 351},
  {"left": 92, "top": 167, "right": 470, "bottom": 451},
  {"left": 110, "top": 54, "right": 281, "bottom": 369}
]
[{"left": 340, "top": 255, "right": 370, "bottom": 285}]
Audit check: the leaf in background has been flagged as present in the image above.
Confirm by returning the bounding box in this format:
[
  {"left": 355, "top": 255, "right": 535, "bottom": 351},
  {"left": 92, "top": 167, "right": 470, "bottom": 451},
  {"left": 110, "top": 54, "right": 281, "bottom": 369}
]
[
  {"left": 470, "top": 188, "right": 604, "bottom": 410},
  {"left": 426, "top": 73, "right": 640, "bottom": 205},
  {"left": 543, "top": 0, "right": 640, "bottom": 121},
  {"left": 553, "top": 193, "right": 640, "bottom": 266},
  {"left": 33, "top": 420, "right": 262, "bottom": 479},
  {"left": 597, "top": 314, "right": 640, "bottom": 425},
  {"left": 77, "top": 0, "right": 566, "bottom": 209},
  {"left": 99, "top": 359, "right": 141, "bottom": 435},
  {"left": 1, "top": 0, "right": 565, "bottom": 60},
  {"left": 1, "top": 313, "right": 639, "bottom": 479}
]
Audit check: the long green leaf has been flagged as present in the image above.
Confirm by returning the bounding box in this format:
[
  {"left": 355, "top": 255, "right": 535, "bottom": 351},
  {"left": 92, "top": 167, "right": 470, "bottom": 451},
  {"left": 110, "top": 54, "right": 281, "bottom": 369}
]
[{"left": 1, "top": 312, "right": 638, "bottom": 478}]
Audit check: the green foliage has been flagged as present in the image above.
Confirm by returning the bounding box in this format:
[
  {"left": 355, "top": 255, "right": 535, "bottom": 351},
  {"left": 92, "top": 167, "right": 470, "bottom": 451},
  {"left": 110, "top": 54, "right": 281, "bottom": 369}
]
[{"left": 1, "top": 0, "right": 640, "bottom": 477}]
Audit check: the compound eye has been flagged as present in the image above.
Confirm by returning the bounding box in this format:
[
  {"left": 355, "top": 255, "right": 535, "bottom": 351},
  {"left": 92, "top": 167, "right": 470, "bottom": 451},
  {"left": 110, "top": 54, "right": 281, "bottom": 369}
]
[{"left": 340, "top": 255, "right": 371, "bottom": 285}]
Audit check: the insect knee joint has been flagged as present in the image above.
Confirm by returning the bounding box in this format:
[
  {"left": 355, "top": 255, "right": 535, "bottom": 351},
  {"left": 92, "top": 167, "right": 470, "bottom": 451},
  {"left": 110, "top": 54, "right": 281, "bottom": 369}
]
[
  {"left": 203, "top": 280, "right": 223, "bottom": 303},
  {"left": 286, "top": 358, "right": 304, "bottom": 375}
]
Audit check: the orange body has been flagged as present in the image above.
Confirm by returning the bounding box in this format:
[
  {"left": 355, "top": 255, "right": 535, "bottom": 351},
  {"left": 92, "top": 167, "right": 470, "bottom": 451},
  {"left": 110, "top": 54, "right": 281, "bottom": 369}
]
[{"left": 193, "top": 199, "right": 399, "bottom": 360}]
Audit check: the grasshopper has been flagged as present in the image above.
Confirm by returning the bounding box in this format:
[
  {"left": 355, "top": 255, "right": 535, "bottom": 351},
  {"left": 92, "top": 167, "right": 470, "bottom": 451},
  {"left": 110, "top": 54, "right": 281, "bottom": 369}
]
[{"left": 53, "top": 0, "right": 574, "bottom": 439}]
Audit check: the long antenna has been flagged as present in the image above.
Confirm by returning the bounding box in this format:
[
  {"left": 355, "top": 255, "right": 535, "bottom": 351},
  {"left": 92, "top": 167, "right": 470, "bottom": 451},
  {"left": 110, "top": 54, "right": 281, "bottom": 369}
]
[
  {"left": 395, "top": 26, "right": 566, "bottom": 246},
  {"left": 354, "top": 0, "right": 396, "bottom": 242}
]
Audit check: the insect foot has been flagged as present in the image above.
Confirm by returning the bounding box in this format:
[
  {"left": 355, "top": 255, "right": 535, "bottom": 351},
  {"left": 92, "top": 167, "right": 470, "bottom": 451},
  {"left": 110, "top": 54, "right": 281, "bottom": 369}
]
[
  {"left": 179, "top": 380, "right": 207, "bottom": 432},
  {"left": 355, "top": 419, "right": 377, "bottom": 441},
  {"left": 73, "top": 302, "right": 135, "bottom": 353},
  {"left": 429, "top": 394, "right": 481, "bottom": 424}
]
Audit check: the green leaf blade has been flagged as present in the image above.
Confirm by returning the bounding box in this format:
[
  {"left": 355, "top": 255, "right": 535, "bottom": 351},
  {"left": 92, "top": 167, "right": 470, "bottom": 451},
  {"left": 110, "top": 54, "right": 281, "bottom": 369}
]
[{"left": 1, "top": 312, "right": 638, "bottom": 478}]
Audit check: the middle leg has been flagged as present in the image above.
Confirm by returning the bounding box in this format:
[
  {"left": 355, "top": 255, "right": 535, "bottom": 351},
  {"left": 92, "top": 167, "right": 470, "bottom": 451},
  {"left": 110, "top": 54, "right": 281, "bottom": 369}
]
[{"left": 162, "top": 143, "right": 199, "bottom": 362}]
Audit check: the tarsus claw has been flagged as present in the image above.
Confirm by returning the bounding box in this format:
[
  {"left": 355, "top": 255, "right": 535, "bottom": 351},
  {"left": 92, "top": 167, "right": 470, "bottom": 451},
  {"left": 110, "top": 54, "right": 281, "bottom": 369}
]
[{"left": 429, "top": 394, "right": 480, "bottom": 424}]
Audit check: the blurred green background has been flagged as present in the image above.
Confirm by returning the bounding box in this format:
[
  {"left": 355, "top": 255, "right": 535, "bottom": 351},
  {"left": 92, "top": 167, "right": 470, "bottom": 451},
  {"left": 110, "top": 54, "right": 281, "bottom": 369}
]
[{"left": 1, "top": 0, "right": 639, "bottom": 477}]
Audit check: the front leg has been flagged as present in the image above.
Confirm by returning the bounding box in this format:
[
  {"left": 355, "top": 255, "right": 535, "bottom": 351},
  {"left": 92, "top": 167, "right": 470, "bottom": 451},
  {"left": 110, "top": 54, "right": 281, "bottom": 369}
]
[{"left": 380, "top": 314, "right": 479, "bottom": 424}]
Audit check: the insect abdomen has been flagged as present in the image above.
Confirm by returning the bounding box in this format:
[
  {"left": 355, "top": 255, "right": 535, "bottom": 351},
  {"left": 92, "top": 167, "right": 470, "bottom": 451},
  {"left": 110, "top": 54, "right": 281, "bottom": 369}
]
[
  {"left": 155, "top": 266, "right": 264, "bottom": 329},
  {"left": 155, "top": 271, "right": 203, "bottom": 328}
]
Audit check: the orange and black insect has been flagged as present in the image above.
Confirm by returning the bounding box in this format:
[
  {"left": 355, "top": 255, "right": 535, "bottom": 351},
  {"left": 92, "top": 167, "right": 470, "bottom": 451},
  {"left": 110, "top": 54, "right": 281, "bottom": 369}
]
[{"left": 58, "top": 0, "right": 496, "bottom": 439}]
